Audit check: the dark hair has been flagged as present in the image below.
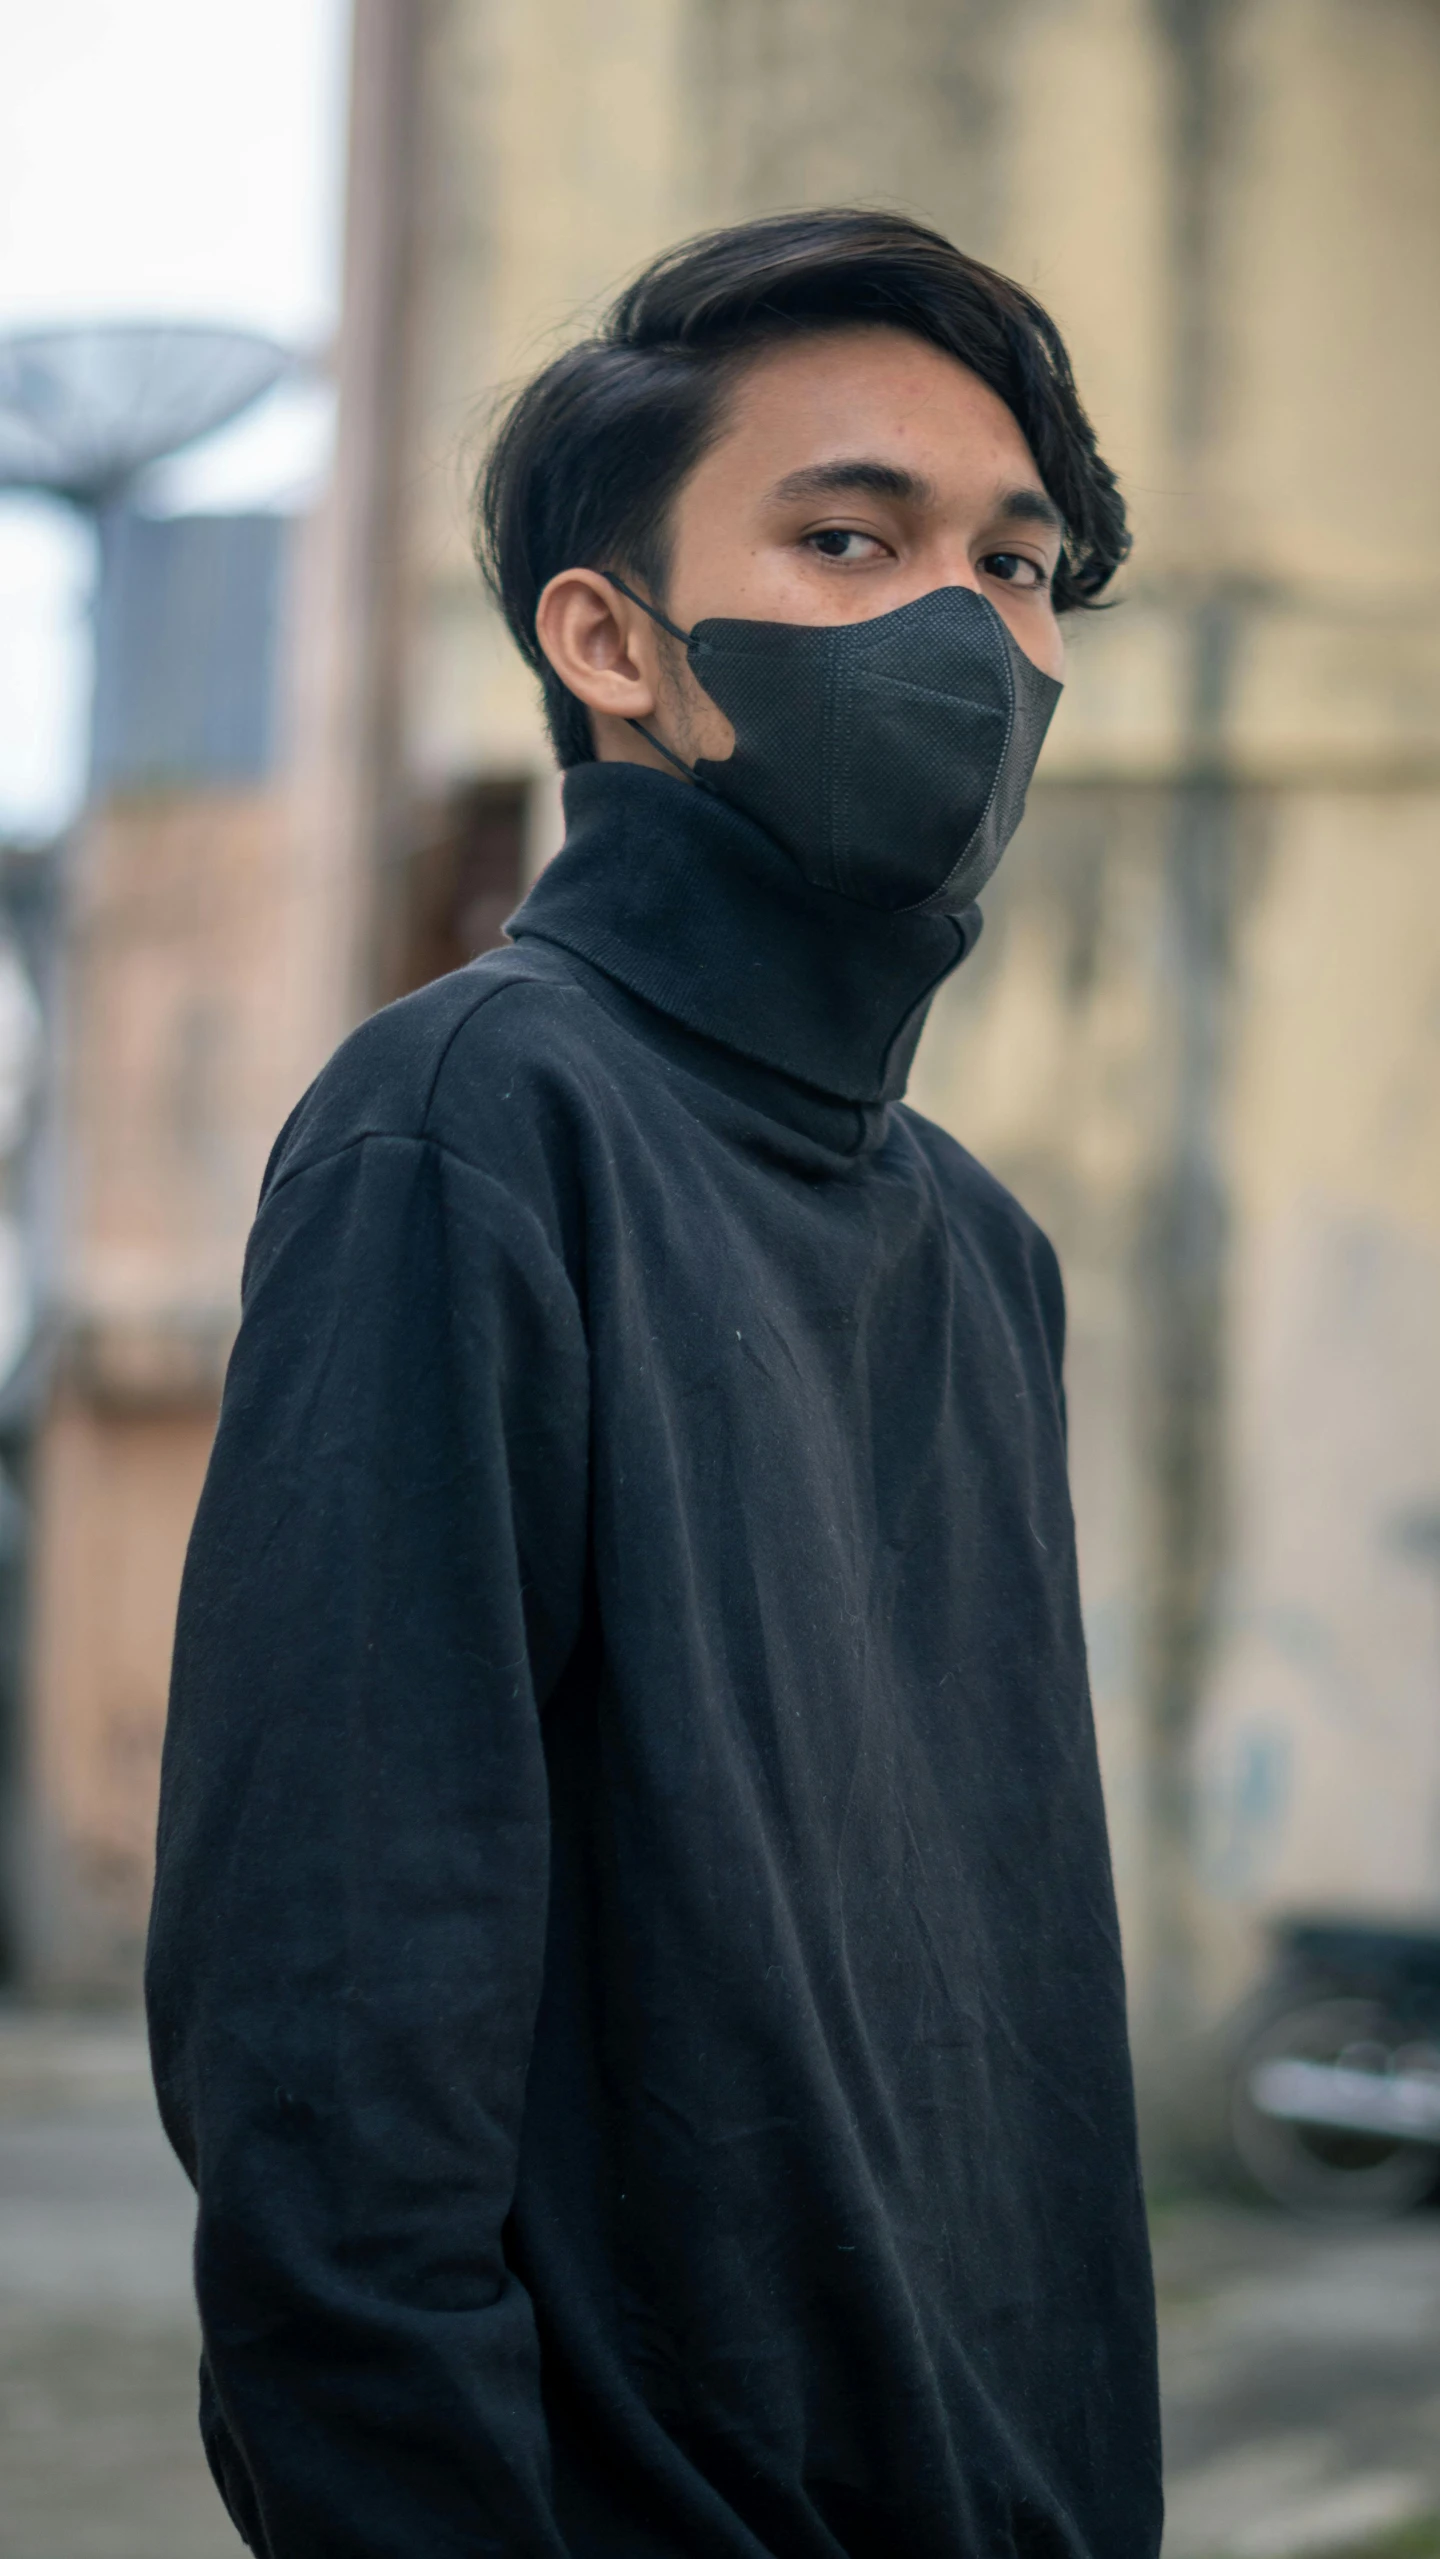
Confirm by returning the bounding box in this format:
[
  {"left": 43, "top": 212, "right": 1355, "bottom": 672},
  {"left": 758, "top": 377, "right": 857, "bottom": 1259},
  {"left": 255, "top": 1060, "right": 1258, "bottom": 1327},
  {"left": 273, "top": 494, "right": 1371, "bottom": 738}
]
[{"left": 475, "top": 208, "right": 1130, "bottom": 767}]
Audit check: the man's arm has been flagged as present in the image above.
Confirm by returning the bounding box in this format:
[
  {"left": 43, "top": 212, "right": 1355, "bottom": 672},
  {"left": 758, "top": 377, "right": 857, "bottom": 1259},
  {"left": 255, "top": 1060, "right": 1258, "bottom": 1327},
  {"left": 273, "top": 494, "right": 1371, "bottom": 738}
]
[{"left": 146, "top": 1127, "right": 589, "bottom": 2557}]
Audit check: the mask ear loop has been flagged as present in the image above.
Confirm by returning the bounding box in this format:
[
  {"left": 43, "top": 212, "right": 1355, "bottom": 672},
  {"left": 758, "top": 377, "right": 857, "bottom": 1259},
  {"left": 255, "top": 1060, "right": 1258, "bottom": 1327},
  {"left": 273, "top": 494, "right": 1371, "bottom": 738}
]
[{"left": 598, "top": 570, "right": 711, "bottom": 785}]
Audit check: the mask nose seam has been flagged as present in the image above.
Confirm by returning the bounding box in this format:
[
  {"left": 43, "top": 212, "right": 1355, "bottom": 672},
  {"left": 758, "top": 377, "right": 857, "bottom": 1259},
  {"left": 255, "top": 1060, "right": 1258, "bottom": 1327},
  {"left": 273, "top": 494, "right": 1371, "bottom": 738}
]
[
  {"left": 824, "top": 629, "right": 844, "bottom": 892},
  {"left": 905, "top": 616, "right": 1018, "bottom": 915}
]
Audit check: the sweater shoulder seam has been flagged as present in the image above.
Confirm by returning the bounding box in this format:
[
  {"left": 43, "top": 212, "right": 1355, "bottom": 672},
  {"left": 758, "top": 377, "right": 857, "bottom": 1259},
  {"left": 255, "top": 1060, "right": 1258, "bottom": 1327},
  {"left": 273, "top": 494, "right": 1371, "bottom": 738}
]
[
  {"left": 263, "top": 964, "right": 574, "bottom": 1211},
  {"left": 263, "top": 1120, "right": 543, "bottom": 1215},
  {"left": 414, "top": 959, "right": 562, "bottom": 1131}
]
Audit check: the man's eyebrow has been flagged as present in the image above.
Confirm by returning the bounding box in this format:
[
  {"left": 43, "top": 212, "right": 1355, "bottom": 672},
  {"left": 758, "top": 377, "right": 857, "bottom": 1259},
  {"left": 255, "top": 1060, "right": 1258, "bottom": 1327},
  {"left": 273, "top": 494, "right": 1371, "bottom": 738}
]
[
  {"left": 766, "top": 459, "right": 937, "bottom": 508},
  {"left": 765, "top": 461, "right": 1065, "bottom": 538},
  {"left": 992, "top": 484, "right": 1064, "bottom": 535}
]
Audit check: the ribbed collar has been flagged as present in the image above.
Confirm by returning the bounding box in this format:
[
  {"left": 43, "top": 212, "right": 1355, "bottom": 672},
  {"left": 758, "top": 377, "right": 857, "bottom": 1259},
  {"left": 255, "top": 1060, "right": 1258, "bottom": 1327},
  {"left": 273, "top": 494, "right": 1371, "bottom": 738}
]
[{"left": 507, "top": 762, "right": 978, "bottom": 1109}]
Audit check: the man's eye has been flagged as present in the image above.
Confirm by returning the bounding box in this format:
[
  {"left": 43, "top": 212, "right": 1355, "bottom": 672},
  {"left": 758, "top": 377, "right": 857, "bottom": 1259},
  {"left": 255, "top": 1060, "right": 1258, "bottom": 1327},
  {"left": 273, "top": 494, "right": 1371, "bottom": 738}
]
[
  {"left": 805, "top": 528, "right": 886, "bottom": 563},
  {"left": 980, "top": 552, "right": 1047, "bottom": 589}
]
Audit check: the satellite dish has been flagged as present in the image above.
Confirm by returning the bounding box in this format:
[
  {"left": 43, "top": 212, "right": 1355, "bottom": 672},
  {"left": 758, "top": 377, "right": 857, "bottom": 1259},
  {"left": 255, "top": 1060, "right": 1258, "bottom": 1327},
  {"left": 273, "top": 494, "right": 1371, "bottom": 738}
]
[{"left": 0, "top": 322, "right": 292, "bottom": 506}]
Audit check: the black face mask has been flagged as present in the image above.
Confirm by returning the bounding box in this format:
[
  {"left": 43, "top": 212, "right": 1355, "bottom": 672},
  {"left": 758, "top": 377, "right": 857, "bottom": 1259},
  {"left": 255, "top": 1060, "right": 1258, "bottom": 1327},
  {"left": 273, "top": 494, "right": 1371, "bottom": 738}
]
[{"left": 603, "top": 574, "right": 1062, "bottom": 915}]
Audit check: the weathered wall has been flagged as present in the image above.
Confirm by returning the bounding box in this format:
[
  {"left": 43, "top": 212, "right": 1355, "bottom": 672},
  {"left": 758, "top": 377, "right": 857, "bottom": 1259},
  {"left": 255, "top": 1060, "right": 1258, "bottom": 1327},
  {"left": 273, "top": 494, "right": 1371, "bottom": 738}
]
[
  {"left": 24, "top": 1396, "right": 216, "bottom": 1991},
  {"left": 20, "top": 784, "right": 331, "bottom": 1992},
  {"left": 30, "top": 0, "right": 1438, "bottom": 2026},
  {"left": 350, "top": 0, "right": 1440, "bottom": 2066},
  {"left": 1199, "top": 786, "right": 1440, "bottom": 1998}
]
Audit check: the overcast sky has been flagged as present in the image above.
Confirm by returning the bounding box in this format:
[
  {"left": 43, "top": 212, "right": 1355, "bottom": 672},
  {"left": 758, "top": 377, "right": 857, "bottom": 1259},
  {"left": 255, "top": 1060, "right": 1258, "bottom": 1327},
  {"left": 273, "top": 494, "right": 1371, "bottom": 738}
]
[{"left": 0, "top": 0, "right": 350, "bottom": 834}]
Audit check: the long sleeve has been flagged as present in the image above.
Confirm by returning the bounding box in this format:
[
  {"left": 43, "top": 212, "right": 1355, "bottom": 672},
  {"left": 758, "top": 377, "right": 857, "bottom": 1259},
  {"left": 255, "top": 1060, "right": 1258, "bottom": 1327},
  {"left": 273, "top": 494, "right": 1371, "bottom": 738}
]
[{"left": 146, "top": 1128, "right": 589, "bottom": 2558}]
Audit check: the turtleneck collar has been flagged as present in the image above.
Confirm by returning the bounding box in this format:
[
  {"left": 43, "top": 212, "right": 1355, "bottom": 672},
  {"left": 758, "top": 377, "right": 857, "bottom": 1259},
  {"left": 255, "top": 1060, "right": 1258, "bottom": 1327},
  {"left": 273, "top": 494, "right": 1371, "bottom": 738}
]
[{"left": 507, "top": 762, "right": 979, "bottom": 1109}]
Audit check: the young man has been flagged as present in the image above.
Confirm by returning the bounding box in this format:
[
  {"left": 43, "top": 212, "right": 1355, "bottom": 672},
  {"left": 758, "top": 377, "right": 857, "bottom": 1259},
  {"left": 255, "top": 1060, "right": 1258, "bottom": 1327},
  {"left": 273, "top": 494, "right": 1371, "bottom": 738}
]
[{"left": 148, "top": 210, "right": 1161, "bottom": 2559}]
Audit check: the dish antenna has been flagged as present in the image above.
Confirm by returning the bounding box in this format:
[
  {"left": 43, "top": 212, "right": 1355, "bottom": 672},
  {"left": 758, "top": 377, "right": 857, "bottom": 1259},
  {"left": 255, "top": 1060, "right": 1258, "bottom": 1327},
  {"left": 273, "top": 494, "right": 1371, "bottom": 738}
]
[{"left": 0, "top": 321, "right": 292, "bottom": 507}]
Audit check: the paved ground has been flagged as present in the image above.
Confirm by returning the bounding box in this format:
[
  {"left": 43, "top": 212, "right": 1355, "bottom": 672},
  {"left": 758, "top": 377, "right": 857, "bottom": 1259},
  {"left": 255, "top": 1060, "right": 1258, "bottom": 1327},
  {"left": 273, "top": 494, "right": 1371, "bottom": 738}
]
[
  {"left": 3, "top": 2011, "right": 1440, "bottom": 2559},
  {"left": 1155, "top": 2200, "right": 1440, "bottom": 2557},
  {"left": 0, "top": 2011, "right": 242, "bottom": 2559}
]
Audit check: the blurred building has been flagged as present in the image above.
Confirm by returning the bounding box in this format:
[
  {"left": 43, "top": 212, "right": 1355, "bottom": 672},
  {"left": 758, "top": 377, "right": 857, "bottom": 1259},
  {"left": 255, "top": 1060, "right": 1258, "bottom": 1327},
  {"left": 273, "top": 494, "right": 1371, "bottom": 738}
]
[
  {"left": 18, "top": 509, "right": 321, "bottom": 1987},
  {"left": 18, "top": 0, "right": 1440, "bottom": 2093}
]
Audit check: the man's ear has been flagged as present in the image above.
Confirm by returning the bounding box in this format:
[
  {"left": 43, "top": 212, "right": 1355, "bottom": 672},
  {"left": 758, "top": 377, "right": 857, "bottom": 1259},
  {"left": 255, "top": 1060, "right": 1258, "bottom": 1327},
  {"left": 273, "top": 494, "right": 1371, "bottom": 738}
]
[{"left": 535, "top": 569, "right": 663, "bottom": 722}]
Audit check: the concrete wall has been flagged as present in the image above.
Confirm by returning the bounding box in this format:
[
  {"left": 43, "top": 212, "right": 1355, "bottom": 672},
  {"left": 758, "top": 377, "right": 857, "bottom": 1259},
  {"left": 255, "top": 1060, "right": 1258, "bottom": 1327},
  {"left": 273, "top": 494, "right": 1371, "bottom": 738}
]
[
  {"left": 344, "top": 0, "right": 1440, "bottom": 2066},
  {"left": 20, "top": 773, "right": 340, "bottom": 1990},
  {"left": 26, "top": 0, "right": 1439, "bottom": 2033}
]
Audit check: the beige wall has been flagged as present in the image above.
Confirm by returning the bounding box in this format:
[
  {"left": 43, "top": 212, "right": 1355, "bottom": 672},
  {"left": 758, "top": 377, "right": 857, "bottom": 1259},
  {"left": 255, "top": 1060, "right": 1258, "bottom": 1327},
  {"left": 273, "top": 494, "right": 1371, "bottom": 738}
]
[
  {"left": 21, "top": 781, "right": 336, "bottom": 1992},
  {"left": 25, "top": 1397, "right": 216, "bottom": 1992},
  {"left": 28, "top": 0, "right": 1439, "bottom": 2032},
  {"left": 65, "top": 791, "right": 327, "bottom": 1330},
  {"left": 355, "top": 0, "right": 1440, "bottom": 2065},
  {"left": 1199, "top": 786, "right": 1440, "bottom": 1999}
]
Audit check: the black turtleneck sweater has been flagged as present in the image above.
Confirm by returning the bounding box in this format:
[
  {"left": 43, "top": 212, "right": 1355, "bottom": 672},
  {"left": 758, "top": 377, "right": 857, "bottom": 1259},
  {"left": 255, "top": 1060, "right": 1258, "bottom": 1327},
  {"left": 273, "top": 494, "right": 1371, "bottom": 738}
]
[{"left": 147, "top": 762, "right": 1161, "bottom": 2559}]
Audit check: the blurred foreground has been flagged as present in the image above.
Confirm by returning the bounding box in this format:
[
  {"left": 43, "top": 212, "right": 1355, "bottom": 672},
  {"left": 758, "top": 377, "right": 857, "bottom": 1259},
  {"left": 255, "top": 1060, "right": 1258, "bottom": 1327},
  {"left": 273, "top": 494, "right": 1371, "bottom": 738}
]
[
  {"left": 3, "top": 2013, "right": 1440, "bottom": 2559},
  {"left": 0, "top": 2009, "right": 242, "bottom": 2559}
]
